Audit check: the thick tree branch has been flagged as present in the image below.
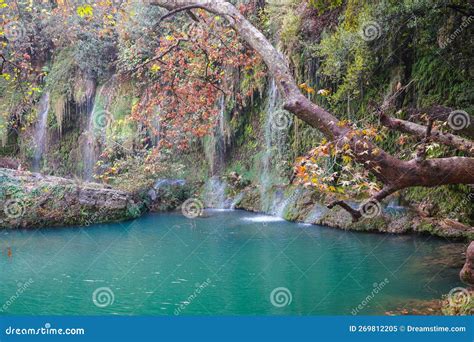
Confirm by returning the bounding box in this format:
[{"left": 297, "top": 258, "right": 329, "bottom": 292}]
[
  {"left": 328, "top": 186, "right": 398, "bottom": 222},
  {"left": 381, "top": 114, "right": 474, "bottom": 156},
  {"left": 327, "top": 200, "right": 362, "bottom": 221}
]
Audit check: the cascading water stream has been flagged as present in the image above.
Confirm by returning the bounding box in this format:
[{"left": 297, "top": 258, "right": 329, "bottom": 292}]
[
  {"left": 82, "top": 84, "right": 99, "bottom": 181},
  {"left": 32, "top": 92, "right": 50, "bottom": 172},
  {"left": 260, "top": 78, "right": 291, "bottom": 215},
  {"left": 82, "top": 78, "right": 115, "bottom": 181},
  {"left": 203, "top": 97, "right": 229, "bottom": 209}
]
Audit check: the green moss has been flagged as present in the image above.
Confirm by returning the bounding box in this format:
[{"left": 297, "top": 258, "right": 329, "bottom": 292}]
[
  {"left": 309, "top": 0, "right": 343, "bottom": 14},
  {"left": 404, "top": 185, "right": 473, "bottom": 226}
]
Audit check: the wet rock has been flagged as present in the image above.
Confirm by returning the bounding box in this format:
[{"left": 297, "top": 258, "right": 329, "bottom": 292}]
[
  {"left": 0, "top": 168, "right": 139, "bottom": 228},
  {"left": 147, "top": 178, "right": 194, "bottom": 212},
  {"left": 233, "top": 183, "right": 473, "bottom": 240},
  {"left": 460, "top": 241, "right": 474, "bottom": 286}
]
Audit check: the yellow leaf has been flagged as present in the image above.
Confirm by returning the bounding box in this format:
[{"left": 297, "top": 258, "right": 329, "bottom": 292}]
[
  {"left": 342, "top": 155, "right": 352, "bottom": 164},
  {"left": 150, "top": 64, "right": 161, "bottom": 73},
  {"left": 317, "top": 89, "right": 331, "bottom": 96},
  {"left": 77, "top": 5, "right": 93, "bottom": 18}
]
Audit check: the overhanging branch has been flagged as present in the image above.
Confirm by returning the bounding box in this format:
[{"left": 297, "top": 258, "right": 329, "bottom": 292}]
[{"left": 381, "top": 114, "right": 474, "bottom": 156}]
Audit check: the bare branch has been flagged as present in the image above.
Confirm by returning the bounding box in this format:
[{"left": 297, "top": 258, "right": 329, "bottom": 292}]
[
  {"left": 381, "top": 114, "right": 474, "bottom": 156},
  {"left": 131, "top": 37, "right": 188, "bottom": 72},
  {"left": 327, "top": 200, "right": 362, "bottom": 221}
]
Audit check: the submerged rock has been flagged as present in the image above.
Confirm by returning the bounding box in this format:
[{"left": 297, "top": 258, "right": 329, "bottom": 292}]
[{"left": 0, "top": 168, "right": 142, "bottom": 228}]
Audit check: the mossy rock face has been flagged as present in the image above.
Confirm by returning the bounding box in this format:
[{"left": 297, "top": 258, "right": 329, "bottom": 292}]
[
  {"left": 232, "top": 182, "right": 473, "bottom": 240},
  {"left": 0, "top": 168, "right": 141, "bottom": 228},
  {"left": 236, "top": 186, "right": 262, "bottom": 213},
  {"left": 147, "top": 180, "right": 198, "bottom": 212}
]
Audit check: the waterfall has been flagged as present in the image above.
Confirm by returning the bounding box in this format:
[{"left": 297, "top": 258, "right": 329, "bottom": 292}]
[
  {"left": 151, "top": 109, "right": 161, "bottom": 147},
  {"left": 230, "top": 192, "right": 244, "bottom": 210},
  {"left": 274, "top": 188, "right": 301, "bottom": 218},
  {"left": 82, "top": 78, "right": 115, "bottom": 181},
  {"left": 203, "top": 97, "right": 228, "bottom": 209},
  {"left": 208, "top": 96, "right": 226, "bottom": 176},
  {"left": 82, "top": 84, "right": 99, "bottom": 181},
  {"left": 304, "top": 204, "right": 328, "bottom": 224},
  {"left": 203, "top": 176, "right": 227, "bottom": 209},
  {"left": 32, "top": 92, "right": 50, "bottom": 172},
  {"left": 260, "top": 78, "right": 291, "bottom": 212}
]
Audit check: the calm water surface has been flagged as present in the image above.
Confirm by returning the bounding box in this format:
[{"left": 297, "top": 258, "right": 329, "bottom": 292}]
[{"left": 0, "top": 210, "right": 461, "bottom": 315}]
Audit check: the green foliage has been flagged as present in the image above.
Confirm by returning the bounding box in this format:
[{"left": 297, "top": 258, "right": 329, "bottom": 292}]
[
  {"left": 308, "top": 0, "right": 343, "bottom": 13},
  {"left": 279, "top": 8, "right": 301, "bottom": 52},
  {"left": 404, "top": 185, "right": 473, "bottom": 226},
  {"left": 412, "top": 53, "right": 474, "bottom": 111},
  {"left": 46, "top": 48, "right": 76, "bottom": 97}
]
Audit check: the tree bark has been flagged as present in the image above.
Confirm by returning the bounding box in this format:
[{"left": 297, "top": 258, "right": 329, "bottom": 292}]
[
  {"left": 150, "top": 0, "right": 474, "bottom": 215},
  {"left": 380, "top": 114, "right": 474, "bottom": 156}
]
